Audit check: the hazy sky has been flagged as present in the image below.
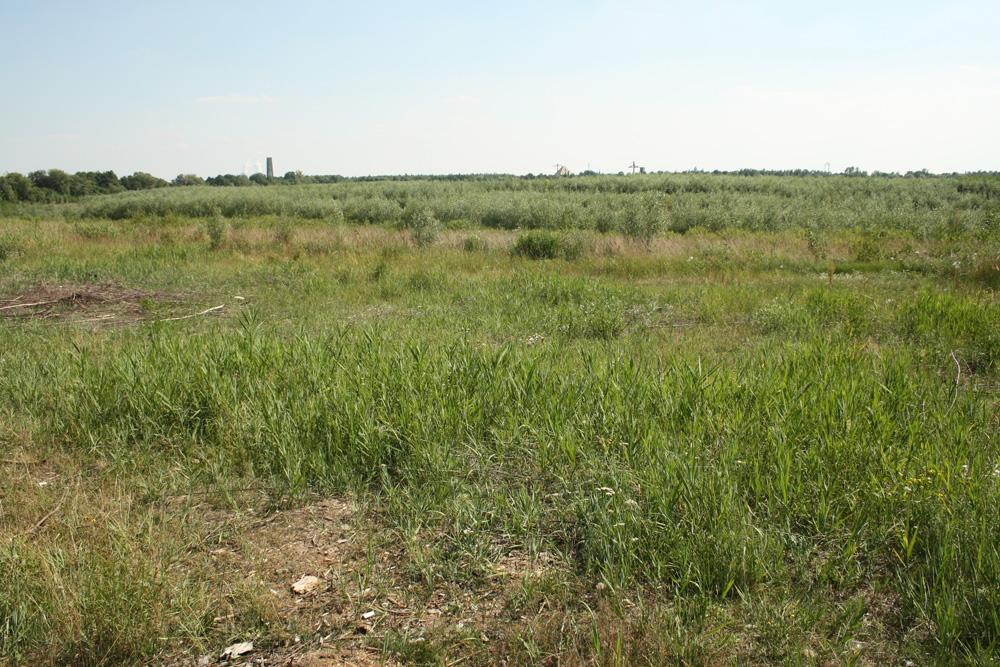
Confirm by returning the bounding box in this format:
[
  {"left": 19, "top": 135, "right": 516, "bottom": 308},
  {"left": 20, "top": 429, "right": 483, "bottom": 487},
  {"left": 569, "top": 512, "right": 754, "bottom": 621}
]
[{"left": 2, "top": 1, "right": 998, "bottom": 178}]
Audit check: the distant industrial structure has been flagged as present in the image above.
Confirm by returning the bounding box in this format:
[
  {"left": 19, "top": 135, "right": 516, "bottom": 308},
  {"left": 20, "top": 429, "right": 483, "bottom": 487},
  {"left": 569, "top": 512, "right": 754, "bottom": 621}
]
[
  {"left": 553, "top": 164, "right": 573, "bottom": 176},
  {"left": 266, "top": 157, "right": 274, "bottom": 179}
]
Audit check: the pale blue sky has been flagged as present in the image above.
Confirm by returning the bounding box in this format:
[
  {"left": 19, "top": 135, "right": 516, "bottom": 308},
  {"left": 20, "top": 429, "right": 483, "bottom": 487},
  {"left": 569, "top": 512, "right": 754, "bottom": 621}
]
[{"left": 2, "top": 1, "right": 998, "bottom": 178}]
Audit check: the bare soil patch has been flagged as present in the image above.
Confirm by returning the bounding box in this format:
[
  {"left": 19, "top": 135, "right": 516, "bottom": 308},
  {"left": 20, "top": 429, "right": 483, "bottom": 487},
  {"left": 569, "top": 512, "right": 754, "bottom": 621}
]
[
  {"left": 0, "top": 281, "right": 182, "bottom": 326},
  {"left": 175, "top": 497, "right": 406, "bottom": 667},
  {"left": 176, "top": 496, "right": 576, "bottom": 667}
]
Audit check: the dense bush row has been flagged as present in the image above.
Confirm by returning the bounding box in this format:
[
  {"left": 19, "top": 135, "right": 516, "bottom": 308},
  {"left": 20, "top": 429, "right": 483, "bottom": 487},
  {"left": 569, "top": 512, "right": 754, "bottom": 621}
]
[{"left": 13, "top": 173, "right": 991, "bottom": 240}]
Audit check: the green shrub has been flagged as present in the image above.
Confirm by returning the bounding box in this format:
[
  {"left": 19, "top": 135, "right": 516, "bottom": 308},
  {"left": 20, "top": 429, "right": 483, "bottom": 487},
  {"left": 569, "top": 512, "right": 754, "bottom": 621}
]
[
  {"left": 403, "top": 206, "right": 441, "bottom": 247},
  {"left": 205, "top": 215, "right": 228, "bottom": 250},
  {"left": 512, "top": 229, "right": 590, "bottom": 261},
  {"left": 559, "top": 231, "right": 589, "bottom": 260},
  {"left": 462, "top": 234, "right": 487, "bottom": 252},
  {"left": 620, "top": 194, "right": 667, "bottom": 244},
  {"left": 513, "top": 229, "right": 561, "bottom": 259}
]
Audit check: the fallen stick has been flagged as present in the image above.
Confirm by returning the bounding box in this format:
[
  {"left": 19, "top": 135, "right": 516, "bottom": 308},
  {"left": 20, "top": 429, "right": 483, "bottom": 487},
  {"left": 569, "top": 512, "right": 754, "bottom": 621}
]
[
  {"left": 160, "top": 305, "right": 224, "bottom": 322},
  {"left": 945, "top": 350, "right": 962, "bottom": 417},
  {"left": 372, "top": 604, "right": 412, "bottom": 616},
  {"left": 0, "top": 300, "right": 61, "bottom": 311},
  {"left": 23, "top": 486, "right": 71, "bottom": 537},
  {"left": 73, "top": 313, "right": 116, "bottom": 323}
]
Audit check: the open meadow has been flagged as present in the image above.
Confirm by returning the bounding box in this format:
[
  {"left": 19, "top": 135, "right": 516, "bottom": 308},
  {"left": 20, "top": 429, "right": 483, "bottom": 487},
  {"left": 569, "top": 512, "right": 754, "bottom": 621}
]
[{"left": 1, "top": 174, "right": 999, "bottom": 666}]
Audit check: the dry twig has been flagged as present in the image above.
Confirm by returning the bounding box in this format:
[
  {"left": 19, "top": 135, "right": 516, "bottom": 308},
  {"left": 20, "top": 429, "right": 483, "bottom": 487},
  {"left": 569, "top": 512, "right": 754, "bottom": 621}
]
[
  {"left": 22, "top": 486, "right": 71, "bottom": 538},
  {"left": 160, "top": 305, "right": 224, "bottom": 322},
  {"left": 945, "top": 350, "right": 962, "bottom": 417},
  {"left": 0, "top": 299, "right": 62, "bottom": 311}
]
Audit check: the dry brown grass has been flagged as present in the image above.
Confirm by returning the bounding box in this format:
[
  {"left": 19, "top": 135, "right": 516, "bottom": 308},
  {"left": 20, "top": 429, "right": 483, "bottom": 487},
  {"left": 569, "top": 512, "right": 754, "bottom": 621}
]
[{"left": 0, "top": 281, "right": 184, "bottom": 327}]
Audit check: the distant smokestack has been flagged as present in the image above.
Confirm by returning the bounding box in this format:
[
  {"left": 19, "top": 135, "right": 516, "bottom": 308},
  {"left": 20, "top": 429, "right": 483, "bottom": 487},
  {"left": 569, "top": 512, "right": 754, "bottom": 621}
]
[{"left": 266, "top": 157, "right": 274, "bottom": 179}]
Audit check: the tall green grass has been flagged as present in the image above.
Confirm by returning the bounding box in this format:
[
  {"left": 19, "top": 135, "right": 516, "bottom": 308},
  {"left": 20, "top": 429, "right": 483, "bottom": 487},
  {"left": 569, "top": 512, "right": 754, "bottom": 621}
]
[{"left": 13, "top": 308, "right": 992, "bottom": 654}]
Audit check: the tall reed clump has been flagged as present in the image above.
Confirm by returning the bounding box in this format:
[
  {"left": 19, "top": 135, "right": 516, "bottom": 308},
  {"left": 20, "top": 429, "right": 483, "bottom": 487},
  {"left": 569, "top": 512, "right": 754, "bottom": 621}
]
[
  {"left": 0, "top": 233, "right": 18, "bottom": 261},
  {"left": 402, "top": 205, "right": 441, "bottom": 247},
  {"left": 969, "top": 254, "right": 1000, "bottom": 289},
  {"left": 512, "top": 229, "right": 587, "bottom": 260},
  {"left": 619, "top": 193, "right": 668, "bottom": 244},
  {"left": 205, "top": 208, "right": 228, "bottom": 250},
  {"left": 512, "top": 229, "right": 562, "bottom": 259}
]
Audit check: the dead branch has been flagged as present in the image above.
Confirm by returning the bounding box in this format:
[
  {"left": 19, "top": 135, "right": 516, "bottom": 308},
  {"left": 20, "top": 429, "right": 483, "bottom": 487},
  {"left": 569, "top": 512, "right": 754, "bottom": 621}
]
[
  {"left": 945, "top": 350, "right": 962, "bottom": 417},
  {"left": 160, "top": 305, "right": 224, "bottom": 322},
  {"left": 22, "top": 486, "right": 71, "bottom": 538},
  {"left": 0, "top": 300, "right": 62, "bottom": 311}
]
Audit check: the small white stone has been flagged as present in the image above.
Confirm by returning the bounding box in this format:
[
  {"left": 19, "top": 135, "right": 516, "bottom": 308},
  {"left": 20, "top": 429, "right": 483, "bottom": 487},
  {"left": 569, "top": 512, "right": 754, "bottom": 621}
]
[
  {"left": 220, "top": 641, "right": 253, "bottom": 659},
  {"left": 291, "top": 575, "right": 323, "bottom": 595}
]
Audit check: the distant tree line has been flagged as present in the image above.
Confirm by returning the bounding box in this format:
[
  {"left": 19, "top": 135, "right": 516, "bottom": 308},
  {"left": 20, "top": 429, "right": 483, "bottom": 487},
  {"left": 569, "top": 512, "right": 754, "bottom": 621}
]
[
  {"left": 0, "top": 169, "right": 170, "bottom": 203},
  {"left": 0, "top": 168, "right": 353, "bottom": 203},
  {"left": 3, "top": 166, "right": 998, "bottom": 204},
  {"left": 194, "top": 171, "right": 346, "bottom": 187}
]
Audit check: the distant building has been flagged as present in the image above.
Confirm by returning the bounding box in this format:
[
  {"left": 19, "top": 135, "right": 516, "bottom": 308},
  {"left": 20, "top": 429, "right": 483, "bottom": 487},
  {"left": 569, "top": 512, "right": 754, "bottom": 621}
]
[
  {"left": 554, "top": 165, "right": 573, "bottom": 176},
  {"left": 266, "top": 158, "right": 274, "bottom": 179}
]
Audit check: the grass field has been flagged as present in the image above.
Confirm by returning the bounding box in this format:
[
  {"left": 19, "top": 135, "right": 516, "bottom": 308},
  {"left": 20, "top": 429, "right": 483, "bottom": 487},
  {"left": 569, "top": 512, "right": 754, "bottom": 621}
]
[{"left": 1, "top": 175, "right": 999, "bottom": 666}]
